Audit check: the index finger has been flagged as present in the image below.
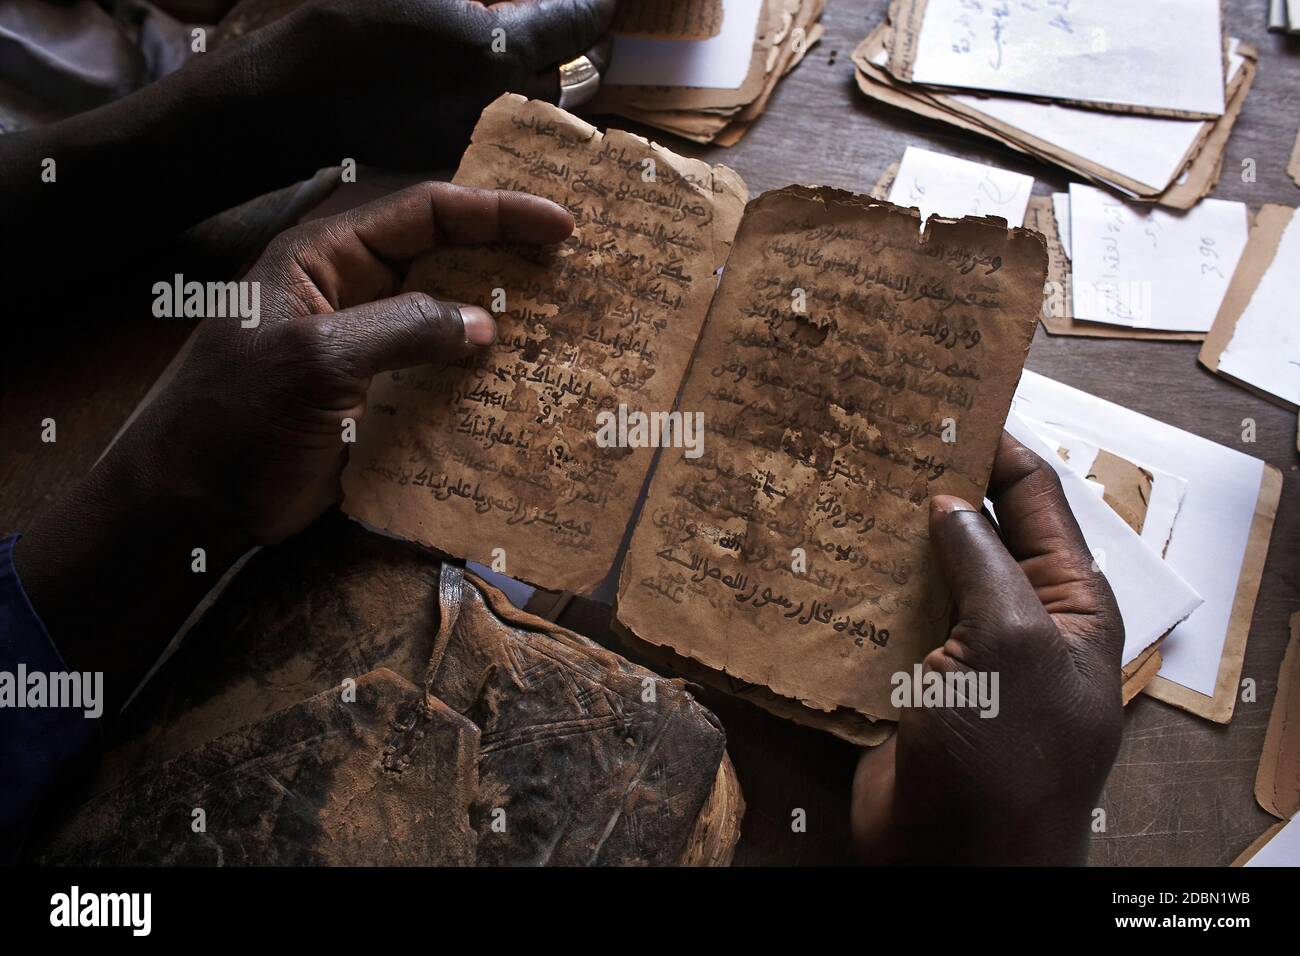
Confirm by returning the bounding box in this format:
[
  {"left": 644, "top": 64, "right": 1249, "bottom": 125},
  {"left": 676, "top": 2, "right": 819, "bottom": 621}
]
[
  {"left": 284, "top": 182, "right": 574, "bottom": 309},
  {"left": 987, "top": 431, "right": 1095, "bottom": 576},
  {"left": 347, "top": 181, "right": 575, "bottom": 260}
]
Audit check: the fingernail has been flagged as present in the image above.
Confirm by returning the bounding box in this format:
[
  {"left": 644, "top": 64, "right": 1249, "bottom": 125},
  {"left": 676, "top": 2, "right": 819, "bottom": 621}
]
[
  {"left": 460, "top": 306, "right": 497, "bottom": 346},
  {"left": 930, "top": 495, "right": 976, "bottom": 516}
]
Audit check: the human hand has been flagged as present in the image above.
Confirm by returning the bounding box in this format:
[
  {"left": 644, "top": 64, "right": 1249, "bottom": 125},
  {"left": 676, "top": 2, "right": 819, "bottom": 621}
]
[
  {"left": 851, "top": 432, "right": 1125, "bottom": 865},
  {"left": 258, "top": 0, "right": 617, "bottom": 167},
  {"left": 115, "top": 181, "right": 574, "bottom": 547}
]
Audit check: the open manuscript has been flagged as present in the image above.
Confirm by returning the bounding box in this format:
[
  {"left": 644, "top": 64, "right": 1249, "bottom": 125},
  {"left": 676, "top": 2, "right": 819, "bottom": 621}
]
[{"left": 342, "top": 94, "right": 1048, "bottom": 725}]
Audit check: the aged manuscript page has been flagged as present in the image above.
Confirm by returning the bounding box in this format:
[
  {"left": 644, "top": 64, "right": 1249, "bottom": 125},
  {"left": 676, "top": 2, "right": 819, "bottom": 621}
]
[
  {"left": 611, "top": 0, "right": 725, "bottom": 39},
  {"left": 616, "top": 187, "right": 1046, "bottom": 719},
  {"left": 341, "top": 94, "right": 746, "bottom": 593}
]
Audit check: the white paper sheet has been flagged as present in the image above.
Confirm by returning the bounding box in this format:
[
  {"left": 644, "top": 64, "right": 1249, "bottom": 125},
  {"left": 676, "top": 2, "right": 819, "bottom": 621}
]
[
  {"left": 886, "top": 146, "right": 1033, "bottom": 228},
  {"left": 1068, "top": 183, "right": 1249, "bottom": 332},
  {"left": 605, "top": 0, "right": 764, "bottom": 89},
  {"left": 1022, "top": 417, "right": 1188, "bottom": 561},
  {"left": 906, "top": 0, "right": 1225, "bottom": 116},
  {"left": 1011, "top": 371, "right": 1267, "bottom": 697},
  {"left": 1052, "top": 192, "right": 1072, "bottom": 257},
  {"left": 1245, "top": 816, "right": 1300, "bottom": 866},
  {"left": 1217, "top": 212, "right": 1300, "bottom": 407},
  {"left": 1269, "top": 0, "right": 1288, "bottom": 31},
  {"left": 946, "top": 43, "right": 1243, "bottom": 195},
  {"left": 1003, "top": 412, "right": 1202, "bottom": 666}
]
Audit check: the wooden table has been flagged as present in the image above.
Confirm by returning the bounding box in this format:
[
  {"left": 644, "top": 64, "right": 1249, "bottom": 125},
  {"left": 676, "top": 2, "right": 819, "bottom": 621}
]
[{"left": 1, "top": 0, "right": 1295, "bottom": 866}]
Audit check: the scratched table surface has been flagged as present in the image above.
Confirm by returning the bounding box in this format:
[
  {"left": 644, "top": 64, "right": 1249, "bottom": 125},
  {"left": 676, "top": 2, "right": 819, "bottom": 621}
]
[{"left": 2, "top": 0, "right": 1296, "bottom": 866}]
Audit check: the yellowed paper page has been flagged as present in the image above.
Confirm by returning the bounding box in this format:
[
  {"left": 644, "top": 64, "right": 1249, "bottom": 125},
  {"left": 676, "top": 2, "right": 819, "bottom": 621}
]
[
  {"left": 611, "top": 0, "right": 725, "bottom": 39},
  {"left": 617, "top": 187, "right": 1047, "bottom": 719},
  {"left": 341, "top": 95, "right": 747, "bottom": 593}
]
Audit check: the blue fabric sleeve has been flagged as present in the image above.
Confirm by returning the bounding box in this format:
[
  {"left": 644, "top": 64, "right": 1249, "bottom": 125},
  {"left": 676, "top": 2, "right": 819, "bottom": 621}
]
[{"left": 0, "top": 535, "right": 101, "bottom": 861}]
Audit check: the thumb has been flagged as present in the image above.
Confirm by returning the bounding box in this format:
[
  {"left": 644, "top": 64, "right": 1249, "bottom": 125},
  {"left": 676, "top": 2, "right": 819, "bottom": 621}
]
[
  {"left": 928, "top": 496, "right": 1061, "bottom": 666},
  {"left": 311, "top": 292, "right": 497, "bottom": 378}
]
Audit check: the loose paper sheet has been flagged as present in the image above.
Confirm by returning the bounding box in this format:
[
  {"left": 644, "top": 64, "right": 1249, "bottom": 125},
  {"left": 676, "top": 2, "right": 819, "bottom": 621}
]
[
  {"left": 606, "top": 0, "right": 765, "bottom": 90},
  {"left": 617, "top": 187, "right": 1047, "bottom": 719},
  {"left": 1215, "top": 212, "right": 1300, "bottom": 407},
  {"left": 944, "top": 42, "right": 1246, "bottom": 195},
  {"left": 1028, "top": 195, "right": 1206, "bottom": 343},
  {"left": 341, "top": 95, "right": 747, "bottom": 593},
  {"left": 1004, "top": 413, "right": 1201, "bottom": 667},
  {"left": 1068, "top": 183, "right": 1249, "bottom": 332},
  {"left": 611, "top": 0, "right": 725, "bottom": 40},
  {"left": 855, "top": 24, "right": 1256, "bottom": 208},
  {"left": 1011, "top": 371, "right": 1277, "bottom": 718},
  {"left": 887, "top": 146, "right": 1033, "bottom": 229},
  {"left": 891, "top": 0, "right": 1226, "bottom": 117},
  {"left": 1027, "top": 418, "right": 1187, "bottom": 559}
]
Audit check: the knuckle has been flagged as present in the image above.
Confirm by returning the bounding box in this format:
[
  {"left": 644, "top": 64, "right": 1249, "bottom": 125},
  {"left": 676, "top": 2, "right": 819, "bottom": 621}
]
[
  {"left": 400, "top": 292, "right": 455, "bottom": 329},
  {"left": 277, "top": 315, "right": 335, "bottom": 356}
]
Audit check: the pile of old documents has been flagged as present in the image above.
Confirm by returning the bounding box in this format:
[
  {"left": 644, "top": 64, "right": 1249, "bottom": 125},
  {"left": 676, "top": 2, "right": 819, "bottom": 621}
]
[
  {"left": 853, "top": 0, "right": 1256, "bottom": 209},
  {"left": 592, "top": 0, "right": 825, "bottom": 145}
]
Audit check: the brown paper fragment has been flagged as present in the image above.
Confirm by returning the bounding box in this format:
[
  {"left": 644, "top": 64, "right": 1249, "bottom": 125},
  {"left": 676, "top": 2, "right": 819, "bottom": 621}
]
[
  {"left": 869, "top": 161, "right": 901, "bottom": 201},
  {"left": 1122, "top": 644, "right": 1163, "bottom": 704},
  {"left": 616, "top": 186, "right": 1047, "bottom": 721},
  {"left": 1146, "top": 464, "right": 1283, "bottom": 723},
  {"left": 1289, "top": 126, "right": 1300, "bottom": 187},
  {"left": 341, "top": 95, "right": 747, "bottom": 593},
  {"left": 1255, "top": 611, "right": 1300, "bottom": 820},
  {"left": 1200, "top": 204, "right": 1299, "bottom": 411},
  {"left": 1088, "top": 450, "right": 1153, "bottom": 536},
  {"left": 611, "top": 0, "right": 724, "bottom": 40}
]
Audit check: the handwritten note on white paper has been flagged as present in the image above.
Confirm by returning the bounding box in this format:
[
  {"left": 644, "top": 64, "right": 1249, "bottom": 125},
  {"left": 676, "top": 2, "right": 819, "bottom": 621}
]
[
  {"left": 1217, "top": 213, "right": 1300, "bottom": 407},
  {"left": 906, "top": 0, "right": 1225, "bottom": 117},
  {"left": 605, "top": 0, "right": 763, "bottom": 89},
  {"left": 887, "top": 146, "right": 1033, "bottom": 228},
  {"left": 1069, "top": 183, "right": 1249, "bottom": 332},
  {"left": 1012, "top": 371, "right": 1267, "bottom": 698}
]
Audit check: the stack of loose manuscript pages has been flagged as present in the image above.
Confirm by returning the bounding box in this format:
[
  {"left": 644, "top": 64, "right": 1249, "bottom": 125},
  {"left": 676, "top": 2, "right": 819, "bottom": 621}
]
[
  {"left": 868, "top": 149, "right": 1282, "bottom": 726},
  {"left": 591, "top": 0, "right": 825, "bottom": 145},
  {"left": 853, "top": 1, "right": 1257, "bottom": 213}
]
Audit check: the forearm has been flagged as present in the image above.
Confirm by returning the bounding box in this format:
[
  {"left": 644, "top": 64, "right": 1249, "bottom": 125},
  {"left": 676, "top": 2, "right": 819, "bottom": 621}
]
[
  {"left": 0, "top": 13, "right": 328, "bottom": 269},
  {"left": 12, "top": 434, "right": 253, "bottom": 719}
]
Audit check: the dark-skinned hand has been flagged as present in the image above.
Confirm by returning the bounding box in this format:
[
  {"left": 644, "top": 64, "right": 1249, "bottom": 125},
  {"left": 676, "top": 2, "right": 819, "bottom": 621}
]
[
  {"left": 278, "top": 0, "right": 618, "bottom": 167},
  {"left": 130, "top": 180, "right": 575, "bottom": 546},
  {"left": 16, "top": 182, "right": 574, "bottom": 710},
  {"left": 851, "top": 432, "right": 1126, "bottom": 865}
]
